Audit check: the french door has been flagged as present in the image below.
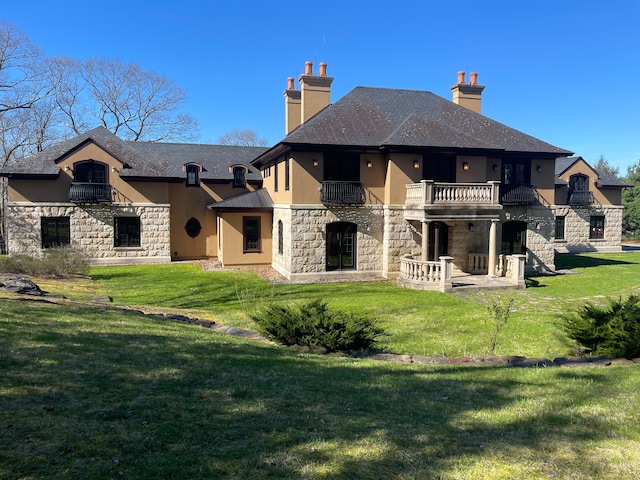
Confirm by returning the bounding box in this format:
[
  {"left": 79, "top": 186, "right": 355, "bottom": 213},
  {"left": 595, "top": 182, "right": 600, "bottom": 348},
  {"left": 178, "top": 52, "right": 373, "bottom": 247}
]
[{"left": 326, "top": 222, "right": 356, "bottom": 271}]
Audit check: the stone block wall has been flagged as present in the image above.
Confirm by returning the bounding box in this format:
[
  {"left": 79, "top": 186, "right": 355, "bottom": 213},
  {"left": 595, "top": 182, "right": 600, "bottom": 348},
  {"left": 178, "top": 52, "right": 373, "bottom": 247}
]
[
  {"left": 273, "top": 204, "right": 416, "bottom": 281},
  {"left": 382, "top": 206, "right": 420, "bottom": 277},
  {"left": 502, "top": 206, "right": 555, "bottom": 273},
  {"left": 553, "top": 205, "right": 623, "bottom": 253},
  {"left": 6, "top": 202, "right": 171, "bottom": 264}
]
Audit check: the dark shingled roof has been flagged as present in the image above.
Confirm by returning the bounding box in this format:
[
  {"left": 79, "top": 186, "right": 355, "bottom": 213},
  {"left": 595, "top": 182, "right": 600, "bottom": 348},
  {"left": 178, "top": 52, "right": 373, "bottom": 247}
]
[
  {"left": 254, "top": 87, "right": 572, "bottom": 165},
  {"left": 207, "top": 188, "right": 273, "bottom": 210},
  {"left": 1, "top": 126, "right": 266, "bottom": 181}
]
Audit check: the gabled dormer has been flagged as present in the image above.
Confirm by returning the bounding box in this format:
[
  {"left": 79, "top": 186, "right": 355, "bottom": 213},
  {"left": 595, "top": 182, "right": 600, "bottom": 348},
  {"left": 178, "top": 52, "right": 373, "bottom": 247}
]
[{"left": 68, "top": 159, "right": 112, "bottom": 203}]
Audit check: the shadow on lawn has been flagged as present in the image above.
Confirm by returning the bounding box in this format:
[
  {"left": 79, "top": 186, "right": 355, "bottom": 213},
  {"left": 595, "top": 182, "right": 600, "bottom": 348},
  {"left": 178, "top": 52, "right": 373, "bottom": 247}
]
[
  {"left": 555, "top": 253, "right": 636, "bottom": 270},
  {"left": 0, "top": 299, "right": 632, "bottom": 479}
]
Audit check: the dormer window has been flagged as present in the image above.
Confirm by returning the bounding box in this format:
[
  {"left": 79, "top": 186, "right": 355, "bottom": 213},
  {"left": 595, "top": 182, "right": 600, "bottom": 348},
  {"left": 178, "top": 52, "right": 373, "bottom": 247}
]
[
  {"left": 232, "top": 165, "right": 247, "bottom": 189},
  {"left": 74, "top": 160, "right": 107, "bottom": 184},
  {"left": 69, "top": 160, "right": 110, "bottom": 203},
  {"left": 568, "top": 173, "right": 593, "bottom": 205},
  {"left": 185, "top": 164, "right": 201, "bottom": 187}
]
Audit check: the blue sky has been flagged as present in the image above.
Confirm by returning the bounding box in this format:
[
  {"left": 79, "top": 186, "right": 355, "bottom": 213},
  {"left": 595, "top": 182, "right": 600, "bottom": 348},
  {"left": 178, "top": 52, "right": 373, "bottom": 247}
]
[{"left": 4, "top": 0, "right": 640, "bottom": 172}]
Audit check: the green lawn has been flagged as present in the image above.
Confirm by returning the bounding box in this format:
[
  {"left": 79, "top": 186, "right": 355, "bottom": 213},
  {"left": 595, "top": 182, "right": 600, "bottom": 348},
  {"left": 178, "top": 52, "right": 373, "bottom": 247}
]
[
  {"left": 2, "top": 252, "right": 640, "bottom": 478},
  {"left": 70, "top": 252, "right": 640, "bottom": 359},
  {"left": 1, "top": 299, "right": 639, "bottom": 479}
]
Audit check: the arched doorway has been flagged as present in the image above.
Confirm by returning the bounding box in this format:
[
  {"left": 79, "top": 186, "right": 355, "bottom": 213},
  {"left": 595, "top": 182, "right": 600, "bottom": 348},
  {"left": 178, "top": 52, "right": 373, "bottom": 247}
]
[
  {"left": 428, "top": 222, "right": 449, "bottom": 260},
  {"left": 326, "top": 222, "right": 356, "bottom": 271},
  {"left": 501, "top": 221, "right": 527, "bottom": 254}
]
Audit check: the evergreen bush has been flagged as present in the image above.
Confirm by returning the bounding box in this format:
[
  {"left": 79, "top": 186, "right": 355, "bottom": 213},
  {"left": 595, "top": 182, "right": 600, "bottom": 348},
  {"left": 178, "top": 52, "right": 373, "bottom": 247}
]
[
  {"left": 559, "top": 295, "right": 640, "bottom": 359},
  {"left": 250, "top": 299, "right": 386, "bottom": 352}
]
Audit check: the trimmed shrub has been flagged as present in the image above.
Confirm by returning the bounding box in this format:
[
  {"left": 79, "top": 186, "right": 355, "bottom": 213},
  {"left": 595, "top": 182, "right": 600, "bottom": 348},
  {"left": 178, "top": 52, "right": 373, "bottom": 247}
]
[
  {"left": 559, "top": 295, "right": 640, "bottom": 359},
  {"left": 250, "top": 299, "right": 386, "bottom": 352},
  {"left": 0, "top": 247, "right": 89, "bottom": 277}
]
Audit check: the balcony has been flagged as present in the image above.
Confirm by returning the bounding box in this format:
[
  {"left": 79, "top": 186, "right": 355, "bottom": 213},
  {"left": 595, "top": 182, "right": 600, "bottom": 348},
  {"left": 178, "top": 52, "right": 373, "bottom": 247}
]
[
  {"left": 320, "top": 181, "right": 366, "bottom": 206},
  {"left": 501, "top": 185, "right": 539, "bottom": 205},
  {"left": 69, "top": 182, "right": 112, "bottom": 203},
  {"left": 404, "top": 180, "right": 501, "bottom": 220},
  {"left": 568, "top": 190, "right": 594, "bottom": 206}
]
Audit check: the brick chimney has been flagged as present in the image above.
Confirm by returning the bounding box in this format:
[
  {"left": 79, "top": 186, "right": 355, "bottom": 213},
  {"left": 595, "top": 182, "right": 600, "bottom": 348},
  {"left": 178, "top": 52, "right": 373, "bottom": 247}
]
[
  {"left": 283, "top": 61, "right": 333, "bottom": 134},
  {"left": 283, "top": 76, "right": 301, "bottom": 134},
  {"left": 450, "top": 71, "right": 485, "bottom": 114}
]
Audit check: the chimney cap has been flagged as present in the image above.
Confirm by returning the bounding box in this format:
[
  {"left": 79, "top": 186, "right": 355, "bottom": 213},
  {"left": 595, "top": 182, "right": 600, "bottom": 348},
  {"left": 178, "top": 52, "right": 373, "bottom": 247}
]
[
  {"left": 304, "top": 61, "right": 313, "bottom": 76},
  {"left": 457, "top": 71, "right": 465, "bottom": 85}
]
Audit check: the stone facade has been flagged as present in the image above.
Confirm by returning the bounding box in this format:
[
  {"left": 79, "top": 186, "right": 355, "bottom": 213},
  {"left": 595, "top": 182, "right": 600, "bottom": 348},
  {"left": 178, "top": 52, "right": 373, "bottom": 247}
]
[
  {"left": 553, "top": 205, "right": 624, "bottom": 253},
  {"left": 382, "top": 206, "right": 419, "bottom": 277},
  {"left": 6, "top": 202, "right": 171, "bottom": 264},
  {"left": 273, "top": 204, "right": 416, "bottom": 281},
  {"left": 501, "top": 206, "right": 556, "bottom": 273}
]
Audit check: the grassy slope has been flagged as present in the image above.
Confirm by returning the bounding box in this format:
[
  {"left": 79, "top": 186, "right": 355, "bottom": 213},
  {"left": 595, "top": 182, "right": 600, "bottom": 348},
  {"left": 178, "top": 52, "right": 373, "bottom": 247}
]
[
  {"left": 73, "top": 252, "right": 640, "bottom": 358},
  {"left": 1, "top": 299, "right": 639, "bottom": 479}
]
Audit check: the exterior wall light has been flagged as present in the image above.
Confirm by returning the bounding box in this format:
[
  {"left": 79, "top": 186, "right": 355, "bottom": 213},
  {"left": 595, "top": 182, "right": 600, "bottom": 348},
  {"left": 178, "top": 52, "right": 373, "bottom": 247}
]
[
  {"left": 536, "top": 165, "right": 542, "bottom": 172},
  {"left": 468, "top": 222, "right": 475, "bottom": 232},
  {"left": 413, "top": 160, "right": 420, "bottom": 169},
  {"left": 366, "top": 160, "right": 372, "bottom": 168},
  {"left": 312, "top": 159, "right": 318, "bottom": 167},
  {"left": 492, "top": 164, "right": 498, "bottom": 172},
  {"left": 463, "top": 162, "right": 470, "bottom": 171}
]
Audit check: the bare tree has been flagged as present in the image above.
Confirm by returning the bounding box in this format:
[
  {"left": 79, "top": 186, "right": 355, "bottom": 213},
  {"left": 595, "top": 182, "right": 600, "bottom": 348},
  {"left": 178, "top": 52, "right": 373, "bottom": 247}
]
[
  {"left": 217, "top": 128, "right": 268, "bottom": 147},
  {"left": 54, "top": 57, "right": 199, "bottom": 142},
  {"left": 0, "top": 21, "right": 58, "bottom": 166}
]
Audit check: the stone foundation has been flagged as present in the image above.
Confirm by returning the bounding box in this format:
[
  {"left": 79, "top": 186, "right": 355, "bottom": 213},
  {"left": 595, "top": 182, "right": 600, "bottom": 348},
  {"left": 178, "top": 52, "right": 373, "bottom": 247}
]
[
  {"left": 553, "top": 205, "right": 623, "bottom": 253},
  {"left": 6, "top": 202, "right": 171, "bottom": 264}
]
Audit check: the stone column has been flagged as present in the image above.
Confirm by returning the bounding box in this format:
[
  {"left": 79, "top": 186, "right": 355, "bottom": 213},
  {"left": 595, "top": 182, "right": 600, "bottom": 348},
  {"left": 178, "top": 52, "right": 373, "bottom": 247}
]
[
  {"left": 434, "top": 223, "right": 440, "bottom": 260},
  {"left": 488, "top": 219, "right": 498, "bottom": 277},
  {"left": 421, "top": 220, "right": 430, "bottom": 261}
]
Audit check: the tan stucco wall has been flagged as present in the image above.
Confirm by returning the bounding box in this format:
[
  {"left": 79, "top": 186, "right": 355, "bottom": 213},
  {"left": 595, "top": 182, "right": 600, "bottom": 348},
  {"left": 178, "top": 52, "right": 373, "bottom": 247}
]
[
  {"left": 217, "top": 212, "right": 272, "bottom": 266},
  {"left": 262, "top": 151, "right": 387, "bottom": 206},
  {"left": 456, "top": 155, "right": 487, "bottom": 183},
  {"left": 530, "top": 158, "right": 556, "bottom": 204},
  {"left": 385, "top": 154, "right": 421, "bottom": 205},
  {"left": 555, "top": 160, "right": 622, "bottom": 206}
]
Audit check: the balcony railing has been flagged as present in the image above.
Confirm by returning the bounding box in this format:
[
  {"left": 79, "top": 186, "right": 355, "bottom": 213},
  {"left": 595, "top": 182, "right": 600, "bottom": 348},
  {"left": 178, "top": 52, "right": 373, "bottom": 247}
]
[
  {"left": 405, "top": 180, "right": 501, "bottom": 208},
  {"left": 568, "top": 190, "right": 594, "bottom": 205},
  {"left": 320, "top": 181, "right": 366, "bottom": 206},
  {"left": 398, "top": 255, "right": 453, "bottom": 292},
  {"left": 501, "top": 185, "right": 539, "bottom": 205},
  {"left": 69, "top": 182, "right": 112, "bottom": 203}
]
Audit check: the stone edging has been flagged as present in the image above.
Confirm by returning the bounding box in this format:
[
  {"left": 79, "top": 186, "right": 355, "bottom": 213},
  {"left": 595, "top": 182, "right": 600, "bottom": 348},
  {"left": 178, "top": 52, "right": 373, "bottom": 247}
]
[
  {"left": 152, "top": 312, "right": 640, "bottom": 368},
  {"left": 3, "top": 282, "right": 639, "bottom": 369}
]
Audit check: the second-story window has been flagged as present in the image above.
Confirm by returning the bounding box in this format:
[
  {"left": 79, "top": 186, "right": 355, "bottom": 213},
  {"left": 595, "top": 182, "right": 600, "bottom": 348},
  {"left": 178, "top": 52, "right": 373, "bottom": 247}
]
[
  {"left": 324, "top": 152, "right": 360, "bottom": 181},
  {"left": 285, "top": 158, "right": 290, "bottom": 191},
  {"left": 502, "top": 160, "right": 530, "bottom": 189},
  {"left": 74, "top": 160, "right": 107, "bottom": 184},
  {"left": 423, "top": 154, "right": 455, "bottom": 182},
  {"left": 186, "top": 164, "right": 200, "bottom": 187},
  {"left": 233, "top": 166, "right": 247, "bottom": 188}
]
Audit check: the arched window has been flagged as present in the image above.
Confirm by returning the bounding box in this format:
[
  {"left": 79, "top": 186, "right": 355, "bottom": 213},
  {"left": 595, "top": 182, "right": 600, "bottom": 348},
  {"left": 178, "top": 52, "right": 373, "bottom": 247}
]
[
  {"left": 185, "top": 164, "right": 201, "bottom": 187},
  {"left": 568, "top": 173, "right": 590, "bottom": 204},
  {"left": 74, "top": 160, "right": 107, "bottom": 184},
  {"left": 277, "top": 220, "right": 283, "bottom": 255},
  {"left": 232, "top": 166, "right": 247, "bottom": 188}
]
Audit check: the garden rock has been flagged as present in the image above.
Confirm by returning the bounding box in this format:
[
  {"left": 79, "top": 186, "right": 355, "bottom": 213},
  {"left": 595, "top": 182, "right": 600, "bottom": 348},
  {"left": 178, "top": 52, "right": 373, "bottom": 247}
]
[{"left": 0, "top": 277, "right": 43, "bottom": 296}]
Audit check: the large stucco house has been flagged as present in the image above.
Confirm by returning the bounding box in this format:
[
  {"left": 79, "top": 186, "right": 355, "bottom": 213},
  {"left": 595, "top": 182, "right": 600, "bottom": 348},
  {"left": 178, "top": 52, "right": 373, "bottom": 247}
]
[
  {"left": 1, "top": 128, "right": 267, "bottom": 265},
  {"left": 0, "top": 62, "right": 628, "bottom": 291}
]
